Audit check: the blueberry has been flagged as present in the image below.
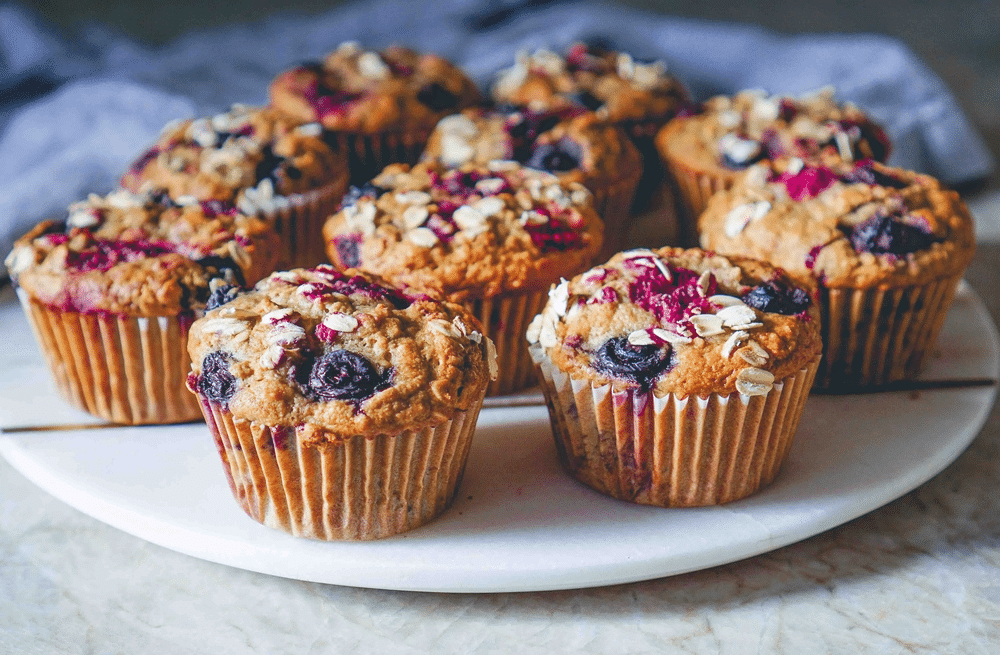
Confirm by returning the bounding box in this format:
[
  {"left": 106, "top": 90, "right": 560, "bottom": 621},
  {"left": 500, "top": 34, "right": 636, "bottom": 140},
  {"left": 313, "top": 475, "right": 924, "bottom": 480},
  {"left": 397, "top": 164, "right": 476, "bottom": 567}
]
[
  {"left": 254, "top": 145, "right": 286, "bottom": 186},
  {"left": 197, "top": 352, "right": 237, "bottom": 404},
  {"left": 741, "top": 281, "right": 811, "bottom": 315},
  {"left": 839, "top": 161, "right": 908, "bottom": 189},
  {"left": 591, "top": 336, "right": 674, "bottom": 391},
  {"left": 339, "top": 182, "right": 388, "bottom": 209},
  {"left": 526, "top": 139, "right": 583, "bottom": 172},
  {"left": 205, "top": 284, "right": 240, "bottom": 311},
  {"left": 416, "top": 82, "right": 461, "bottom": 111},
  {"left": 333, "top": 234, "right": 362, "bottom": 268},
  {"left": 307, "top": 350, "right": 393, "bottom": 403},
  {"left": 849, "top": 211, "right": 935, "bottom": 256},
  {"left": 195, "top": 254, "right": 246, "bottom": 287},
  {"left": 563, "top": 90, "right": 604, "bottom": 111}
]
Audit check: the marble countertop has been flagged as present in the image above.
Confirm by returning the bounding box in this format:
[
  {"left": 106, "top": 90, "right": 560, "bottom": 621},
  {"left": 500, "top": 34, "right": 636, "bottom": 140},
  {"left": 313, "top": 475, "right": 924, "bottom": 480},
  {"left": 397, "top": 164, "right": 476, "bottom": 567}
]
[{"left": 3, "top": 238, "right": 1000, "bottom": 654}]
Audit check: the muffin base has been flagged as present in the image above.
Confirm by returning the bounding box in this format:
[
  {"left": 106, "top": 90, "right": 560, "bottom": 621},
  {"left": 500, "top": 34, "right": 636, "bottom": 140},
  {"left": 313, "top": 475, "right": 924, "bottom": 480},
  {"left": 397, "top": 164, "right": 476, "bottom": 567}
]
[
  {"left": 464, "top": 289, "right": 548, "bottom": 397},
  {"left": 265, "top": 179, "right": 348, "bottom": 270},
  {"left": 16, "top": 290, "right": 201, "bottom": 424},
  {"left": 198, "top": 396, "right": 484, "bottom": 541},
  {"left": 532, "top": 343, "right": 820, "bottom": 507},
  {"left": 327, "top": 130, "right": 429, "bottom": 185},
  {"left": 818, "top": 275, "right": 962, "bottom": 389}
]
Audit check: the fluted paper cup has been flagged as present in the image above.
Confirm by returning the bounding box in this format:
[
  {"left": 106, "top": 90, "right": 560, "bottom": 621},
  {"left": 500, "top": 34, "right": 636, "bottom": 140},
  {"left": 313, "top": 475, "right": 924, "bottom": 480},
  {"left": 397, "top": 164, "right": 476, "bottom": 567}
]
[
  {"left": 463, "top": 288, "right": 549, "bottom": 397},
  {"left": 325, "top": 130, "right": 430, "bottom": 185},
  {"left": 590, "top": 173, "right": 642, "bottom": 264},
  {"left": 197, "top": 396, "right": 485, "bottom": 541},
  {"left": 531, "top": 343, "right": 820, "bottom": 507},
  {"left": 817, "top": 275, "right": 962, "bottom": 389},
  {"left": 260, "top": 179, "right": 348, "bottom": 270},
  {"left": 16, "top": 289, "right": 201, "bottom": 424}
]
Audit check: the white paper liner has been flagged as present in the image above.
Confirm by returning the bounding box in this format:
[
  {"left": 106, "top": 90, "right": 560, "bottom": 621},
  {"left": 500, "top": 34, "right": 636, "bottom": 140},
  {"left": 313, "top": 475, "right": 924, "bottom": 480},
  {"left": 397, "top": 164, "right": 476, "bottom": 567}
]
[
  {"left": 463, "top": 288, "right": 549, "bottom": 396},
  {"left": 531, "top": 343, "right": 820, "bottom": 506},
  {"left": 260, "top": 178, "right": 347, "bottom": 270},
  {"left": 818, "top": 274, "right": 963, "bottom": 388},
  {"left": 198, "top": 395, "right": 484, "bottom": 541},
  {"left": 16, "top": 290, "right": 201, "bottom": 424}
]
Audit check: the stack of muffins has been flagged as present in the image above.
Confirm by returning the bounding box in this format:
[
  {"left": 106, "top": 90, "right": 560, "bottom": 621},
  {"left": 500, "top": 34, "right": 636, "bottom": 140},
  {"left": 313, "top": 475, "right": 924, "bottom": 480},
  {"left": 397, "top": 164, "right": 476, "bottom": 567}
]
[{"left": 3, "top": 40, "right": 977, "bottom": 538}]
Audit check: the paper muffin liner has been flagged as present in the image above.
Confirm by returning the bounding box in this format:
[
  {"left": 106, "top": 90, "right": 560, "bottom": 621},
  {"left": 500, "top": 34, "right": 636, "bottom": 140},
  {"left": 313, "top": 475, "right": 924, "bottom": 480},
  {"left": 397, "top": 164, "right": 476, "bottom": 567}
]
[
  {"left": 261, "top": 178, "right": 348, "bottom": 270},
  {"left": 196, "top": 395, "right": 485, "bottom": 541},
  {"left": 463, "top": 288, "right": 549, "bottom": 397},
  {"left": 817, "top": 274, "right": 962, "bottom": 389},
  {"left": 661, "top": 154, "right": 734, "bottom": 247},
  {"left": 326, "top": 130, "right": 430, "bottom": 185},
  {"left": 589, "top": 172, "right": 643, "bottom": 263},
  {"left": 531, "top": 343, "right": 821, "bottom": 506},
  {"left": 16, "top": 289, "right": 201, "bottom": 424}
]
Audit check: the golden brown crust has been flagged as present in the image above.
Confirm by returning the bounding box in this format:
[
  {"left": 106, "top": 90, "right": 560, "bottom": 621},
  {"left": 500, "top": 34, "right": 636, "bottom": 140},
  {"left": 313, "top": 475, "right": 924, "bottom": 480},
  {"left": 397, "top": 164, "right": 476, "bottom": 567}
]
[
  {"left": 526, "top": 247, "right": 822, "bottom": 398},
  {"left": 422, "top": 108, "right": 642, "bottom": 192},
  {"left": 656, "top": 87, "right": 889, "bottom": 181},
  {"left": 698, "top": 160, "right": 976, "bottom": 289},
  {"left": 6, "top": 190, "right": 280, "bottom": 316},
  {"left": 490, "top": 45, "right": 688, "bottom": 127},
  {"left": 186, "top": 266, "right": 494, "bottom": 440},
  {"left": 322, "top": 161, "right": 603, "bottom": 301},
  {"left": 121, "top": 105, "right": 348, "bottom": 211},
  {"left": 268, "top": 43, "right": 482, "bottom": 135}
]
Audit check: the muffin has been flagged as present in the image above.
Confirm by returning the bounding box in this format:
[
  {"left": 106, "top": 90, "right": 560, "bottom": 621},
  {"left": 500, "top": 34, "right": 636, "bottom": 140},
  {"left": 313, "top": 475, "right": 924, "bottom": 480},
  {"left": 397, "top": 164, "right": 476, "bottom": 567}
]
[
  {"left": 656, "top": 86, "right": 890, "bottom": 241},
  {"left": 527, "top": 247, "right": 822, "bottom": 507},
  {"left": 4, "top": 189, "right": 280, "bottom": 424},
  {"left": 121, "top": 104, "right": 350, "bottom": 268},
  {"left": 698, "top": 157, "right": 974, "bottom": 388},
  {"left": 490, "top": 43, "right": 689, "bottom": 219},
  {"left": 185, "top": 265, "right": 496, "bottom": 540},
  {"left": 423, "top": 107, "right": 641, "bottom": 261},
  {"left": 269, "top": 42, "right": 482, "bottom": 182},
  {"left": 323, "top": 160, "right": 603, "bottom": 396}
]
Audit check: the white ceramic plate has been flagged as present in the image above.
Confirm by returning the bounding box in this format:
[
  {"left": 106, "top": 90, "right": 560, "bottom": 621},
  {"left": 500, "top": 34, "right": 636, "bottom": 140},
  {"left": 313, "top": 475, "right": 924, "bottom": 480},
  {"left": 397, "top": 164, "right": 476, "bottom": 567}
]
[{"left": 1, "top": 284, "right": 996, "bottom": 593}]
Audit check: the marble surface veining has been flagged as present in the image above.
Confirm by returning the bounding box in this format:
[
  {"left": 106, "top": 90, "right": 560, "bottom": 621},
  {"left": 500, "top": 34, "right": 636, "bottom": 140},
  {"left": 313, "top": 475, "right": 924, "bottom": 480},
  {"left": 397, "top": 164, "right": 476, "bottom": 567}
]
[{"left": 2, "top": 245, "right": 1000, "bottom": 654}]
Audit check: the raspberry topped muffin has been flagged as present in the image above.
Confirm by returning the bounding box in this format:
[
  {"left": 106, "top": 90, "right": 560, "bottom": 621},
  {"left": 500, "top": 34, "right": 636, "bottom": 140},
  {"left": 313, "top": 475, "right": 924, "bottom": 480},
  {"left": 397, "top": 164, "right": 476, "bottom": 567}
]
[
  {"left": 423, "top": 107, "right": 641, "bottom": 261},
  {"left": 323, "top": 160, "right": 603, "bottom": 395},
  {"left": 491, "top": 43, "right": 689, "bottom": 220},
  {"left": 269, "top": 42, "right": 482, "bottom": 181},
  {"left": 186, "top": 265, "right": 496, "bottom": 540},
  {"left": 122, "top": 104, "right": 349, "bottom": 268},
  {"left": 699, "top": 158, "right": 974, "bottom": 388},
  {"left": 527, "top": 246, "right": 821, "bottom": 507},
  {"left": 656, "top": 87, "right": 890, "bottom": 224},
  {"left": 5, "top": 189, "right": 280, "bottom": 424}
]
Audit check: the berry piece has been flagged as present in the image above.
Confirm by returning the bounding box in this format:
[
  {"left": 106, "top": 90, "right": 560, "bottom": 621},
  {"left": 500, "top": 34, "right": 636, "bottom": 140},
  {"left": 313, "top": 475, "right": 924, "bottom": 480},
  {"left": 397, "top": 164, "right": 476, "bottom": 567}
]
[
  {"left": 526, "top": 139, "right": 582, "bottom": 172},
  {"left": 307, "top": 350, "right": 393, "bottom": 403},
  {"left": 332, "top": 233, "right": 363, "bottom": 268},
  {"left": 591, "top": 337, "right": 674, "bottom": 391},
  {"left": 849, "top": 211, "right": 935, "bottom": 255},
  {"left": 742, "top": 281, "right": 811, "bottom": 315},
  {"left": 774, "top": 165, "right": 839, "bottom": 200},
  {"left": 416, "top": 82, "right": 460, "bottom": 111},
  {"left": 205, "top": 284, "right": 240, "bottom": 311},
  {"left": 339, "top": 182, "right": 388, "bottom": 209},
  {"left": 839, "top": 160, "right": 908, "bottom": 189},
  {"left": 523, "top": 219, "right": 582, "bottom": 252},
  {"left": 197, "top": 351, "right": 237, "bottom": 404},
  {"left": 195, "top": 254, "right": 246, "bottom": 287}
]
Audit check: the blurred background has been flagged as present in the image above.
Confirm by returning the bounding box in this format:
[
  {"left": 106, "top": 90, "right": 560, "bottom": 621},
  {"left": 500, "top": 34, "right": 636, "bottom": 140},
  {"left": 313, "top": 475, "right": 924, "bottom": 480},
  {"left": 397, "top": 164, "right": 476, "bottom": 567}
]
[{"left": 23, "top": 0, "right": 999, "bottom": 187}]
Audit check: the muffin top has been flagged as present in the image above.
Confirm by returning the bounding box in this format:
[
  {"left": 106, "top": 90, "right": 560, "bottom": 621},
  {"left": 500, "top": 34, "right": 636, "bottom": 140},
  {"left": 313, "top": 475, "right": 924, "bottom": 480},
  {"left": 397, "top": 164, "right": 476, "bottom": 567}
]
[
  {"left": 186, "top": 265, "right": 496, "bottom": 440},
  {"left": 422, "top": 107, "right": 642, "bottom": 190},
  {"left": 656, "top": 87, "right": 890, "bottom": 178},
  {"left": 490, "top": 43, "right": 688, "bottom": 126},
  {"left": 323, "top": 161, "right": 603, "bottom": 301},
  {"left": 527, "top": 247, "right": 821, "bottom": 398},
  {"left": 698, "top": 158, "right": 975, "bottom": 288},
  {"left": 5, "top": 190, "right": 280, "bottom": 316},
  {"left": 268, "top": 42, "right": 482, "bottom": 135},
  {"left": 121, "top": 104, "right": 348, "bottom": 212}
]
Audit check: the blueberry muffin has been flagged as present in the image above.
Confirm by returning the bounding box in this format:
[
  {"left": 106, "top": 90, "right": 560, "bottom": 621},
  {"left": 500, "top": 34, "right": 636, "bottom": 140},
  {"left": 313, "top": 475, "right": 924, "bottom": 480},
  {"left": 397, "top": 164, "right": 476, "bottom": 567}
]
[
  {"left": 5, "top": 189, "right": 280, "bottom": 424},
  {"left": 185, "top": 265, "right": 496, "bottom": 540},
  {"left": 527, "top": 246, "right": 822, "bottom": 506},
  {"left": 698, "top": 158, "right": 974, "bottom": 388},
  {"left": 323, "top": 160, "right": 603, "bottom": 395},
  {"left": 122, "top": 104, "right": 349, "bottom": 268},
  {"left": 490, "top": 43, "right": 689, "bottom": 218},
  {"left": 269, "top": 42, "right": 482, "bottom": 182},
  {"left": 423, "top": 107, "right": 641, "bottom": 261},
  {"left": 656, "top": 86, "right": 890, "bottom": 237}
]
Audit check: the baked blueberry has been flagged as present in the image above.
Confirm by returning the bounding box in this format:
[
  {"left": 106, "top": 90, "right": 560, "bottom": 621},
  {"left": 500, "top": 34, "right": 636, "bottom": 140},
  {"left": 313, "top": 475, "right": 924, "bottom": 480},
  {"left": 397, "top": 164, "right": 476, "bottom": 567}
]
[
  {"left": 197, "top": 351, "right": 237, "bottom": 404},
  {"left": 307, "top": 350, "right": 393, "bottom": 403},
  {"left": 591, "top": 336, "right": 674, "bottom": 391}
]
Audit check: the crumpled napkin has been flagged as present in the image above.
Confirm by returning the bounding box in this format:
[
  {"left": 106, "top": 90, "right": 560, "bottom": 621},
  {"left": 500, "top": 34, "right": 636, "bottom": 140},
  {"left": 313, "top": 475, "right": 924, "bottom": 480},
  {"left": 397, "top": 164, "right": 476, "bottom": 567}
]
[{"left": 0, "top": 0, "right": 993, "bottom": 258}]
